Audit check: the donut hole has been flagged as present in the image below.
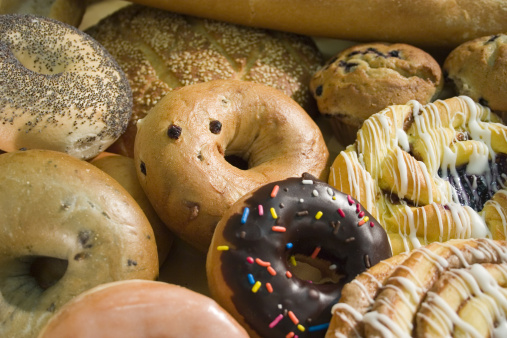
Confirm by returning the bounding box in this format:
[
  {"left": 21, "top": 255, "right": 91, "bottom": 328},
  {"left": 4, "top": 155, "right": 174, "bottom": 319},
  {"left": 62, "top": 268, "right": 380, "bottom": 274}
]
[{"left": 287, "top": 242, "right": 344, "bottom": 284}]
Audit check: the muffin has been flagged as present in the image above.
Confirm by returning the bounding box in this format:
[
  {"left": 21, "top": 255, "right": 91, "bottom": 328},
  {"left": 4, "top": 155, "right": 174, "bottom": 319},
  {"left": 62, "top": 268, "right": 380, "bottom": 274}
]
[
  {"left": 310, "top": 42, "right": 443, "bottom": 145},
  {"left": 444, "top": 33, "right": 507, "bottom": 120}
]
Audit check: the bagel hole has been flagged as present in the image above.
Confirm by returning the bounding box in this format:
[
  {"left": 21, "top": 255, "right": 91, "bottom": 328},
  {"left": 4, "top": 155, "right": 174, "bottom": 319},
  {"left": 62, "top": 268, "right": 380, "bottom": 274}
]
[
  {"left": 30, "top": 256, "right": 68, "bottom": 290},
  {"left": 288, "top": 253, "right": 343, "bottom": 285},
  {"left": 225, "top": 155, "right": 249, "bottom": 170}
]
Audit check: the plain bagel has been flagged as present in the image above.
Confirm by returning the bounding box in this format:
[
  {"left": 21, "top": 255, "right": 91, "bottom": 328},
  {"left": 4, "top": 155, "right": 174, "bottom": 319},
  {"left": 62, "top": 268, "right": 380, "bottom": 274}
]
[
  {"left": 0, "top": 149, "right": 158, "bottom": 338},
  {"left": 128, "top": 0, "right": 507, "bottom": 48},
  {"left": 134, "top": 79, "right": 329, "bottom": 251}
]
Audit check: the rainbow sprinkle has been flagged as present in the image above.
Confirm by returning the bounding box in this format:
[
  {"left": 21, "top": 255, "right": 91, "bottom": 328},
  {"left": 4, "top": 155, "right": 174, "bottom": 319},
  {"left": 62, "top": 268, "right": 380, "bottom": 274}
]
[
  {"left": 272, "top": 226, "right": 286, "bottom": 232},
  {"left": 241, "top": 207, "right": 250, "bottom": 224},
  {"left": 266, "top": 282, "right": 274, "bottom": 293},
  {"left": 315, "top": 211, "right": 323, "bottom": 219},
  {"left": 269, "top": 314, "right": 283, "bottom": 328},
  {"left": 308, "top": 323, "right": 330, "bottom": 332},
  {"left": 258, "top": 204, "right": 264, "bottom": 216},
  {"left": 288, "top": 311, "right": 299, "bottom": 324},
  {"left": 270, "top": 207, "right": 278, "bottom": 219},
  {"left": 347, "top": 195, "right": 354, "bottom": 205},
  {"left": 358, "top": 216, "right": 369, "bottom": 226},
  {"left": 217, "top": 245, "right": 229, "bottom": 251},
  {"left": 337, "top": 208, "right": 345, "bottom": 217},
  {"left": 310, "top": 246, "right": 321, "bottom": 259},
  {"left": 252, "top": 281, "right": 261, "bottom": 293},
  {"left": 271, "top": 185, "right": 280, "bottom": 198},
  {"left": 247, "top": 274, "right": 255, "bottom": 285}
]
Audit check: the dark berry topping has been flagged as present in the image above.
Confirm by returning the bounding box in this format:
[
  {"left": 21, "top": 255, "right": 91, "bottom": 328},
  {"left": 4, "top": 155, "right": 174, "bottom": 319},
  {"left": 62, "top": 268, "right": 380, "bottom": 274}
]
[
  {"left": 388, "top": 50, "right": 401, "bottom": 58},
  {"left": 315, "top": 85, "right": 323, "bottom": 96},
  {"left": 140, "top": 161, "right": 147, "bottom": 175},
  {"left": 485, "top": 35, "right": 500, "bottom": 44},
  {"left": 479, "top": 98, "right": 489, "bottom": 107},
  {"left": 209, "top": 120, "right": 222, "bottom": 134},
  {"left": 338, "top": 60, "right": 358, "bottom": 73},
  {"left": 167, "top": 124, "right": 182, "bottom": 139}
]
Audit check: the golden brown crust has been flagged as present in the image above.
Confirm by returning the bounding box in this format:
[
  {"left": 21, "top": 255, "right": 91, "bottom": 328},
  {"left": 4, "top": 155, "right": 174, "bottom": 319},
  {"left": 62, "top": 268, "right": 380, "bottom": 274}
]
[
  {"left": 38, "top": 280, "right": 249, "bottom": 337},
  {"left": 134, "top": 79, "right": 329, "bottom": 251},
  {"left": 0, "top": 149, "right": 158, "bottom": 338},
  {"left": 128, "top": 0, "right": 507, "bottom": 48},
  {"left": 444, "top": 33, "right": 507, "bottom": 115},
  {"left": 310, "top": 42, "right": 442, "bottom": 145},
  {"left": 326, "top": 238, "right": 507, "bottom": 337},
  {"left": 86, "top": 4, "right": 323, "bottom": 157},
  {"left": 90, "top": 152, "right": 174, "bottom": 265}
]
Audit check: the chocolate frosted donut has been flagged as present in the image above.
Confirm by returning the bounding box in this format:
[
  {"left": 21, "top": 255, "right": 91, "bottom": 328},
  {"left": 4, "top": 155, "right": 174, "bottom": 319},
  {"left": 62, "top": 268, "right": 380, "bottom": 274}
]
[
  {"left": 207, "top": 174, "right": 392, "bottom": 338},
  {"left": 0, "top": 14, "right": 132, "bottom": 160}
]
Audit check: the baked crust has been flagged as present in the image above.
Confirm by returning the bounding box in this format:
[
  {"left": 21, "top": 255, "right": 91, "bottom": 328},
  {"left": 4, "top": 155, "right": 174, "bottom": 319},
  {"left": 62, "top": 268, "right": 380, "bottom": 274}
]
[
  {"left": 128, "top": 0, "right": 507, "bottom": 48},
  {"left": 86, "top": 4, "right": 323, "bottom": 157}
]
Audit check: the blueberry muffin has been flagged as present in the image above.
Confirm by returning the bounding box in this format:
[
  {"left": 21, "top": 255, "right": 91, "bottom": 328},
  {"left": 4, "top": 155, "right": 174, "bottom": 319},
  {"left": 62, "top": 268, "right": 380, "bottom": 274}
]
[
  {"left": 310, "top": 42, "right": 443, "bottom": 145},
  {"left": 444, "top": 34, "right": 507, "bottom": 119}
]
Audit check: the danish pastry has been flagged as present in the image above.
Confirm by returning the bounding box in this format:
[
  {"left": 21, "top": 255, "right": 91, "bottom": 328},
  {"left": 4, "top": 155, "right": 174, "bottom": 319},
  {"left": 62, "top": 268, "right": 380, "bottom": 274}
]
[
  {"left": 329, "top": 96, "right": 507, "bottom": 255},
  {"left": 325, "top": 238, "right": 507, "bottom": 337}
]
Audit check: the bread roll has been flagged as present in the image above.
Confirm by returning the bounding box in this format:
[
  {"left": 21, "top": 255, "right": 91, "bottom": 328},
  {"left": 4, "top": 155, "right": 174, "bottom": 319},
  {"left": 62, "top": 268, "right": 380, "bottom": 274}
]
[{"left": 128, "top": 0, "right": 507, "bottom": 48}]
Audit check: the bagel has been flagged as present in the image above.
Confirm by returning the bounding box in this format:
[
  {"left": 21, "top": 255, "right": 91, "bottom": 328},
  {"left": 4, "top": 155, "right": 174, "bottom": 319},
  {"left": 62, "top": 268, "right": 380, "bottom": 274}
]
[
  {"left": 134, "top": 79, "right": 329, "bottom": 251},
  {"left": 0, "top": 149, "right": 158, "bottom": 338},
  {"left": 127, "top": 0, "right": 507, "bottom": 48},
  {"left": 85, "top": 4, "right": 323, "bottom": 157},
  {"left": 90, "top": 152, "right": 174, "bottom": 265},
  {"left": 38, "top": 280, "right": 249, "bottom": 338},
  {"left": 0, "top": 14, "right": 132, "bottom": 160}
]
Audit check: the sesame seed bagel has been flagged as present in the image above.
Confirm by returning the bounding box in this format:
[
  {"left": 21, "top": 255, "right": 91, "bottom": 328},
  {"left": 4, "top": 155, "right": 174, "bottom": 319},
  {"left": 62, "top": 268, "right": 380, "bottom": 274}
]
[
  {"left": 86, "top": 4, "right": 323, "bottom": 157},
  {"left": 0, "top": 149, "right": 158, "bottom": 338},
  {"left": 0, "top": 14, "right": 132, "bottom": 160},
  {"left": 134, "top": 79, "right": 329, "bottom": 252}
]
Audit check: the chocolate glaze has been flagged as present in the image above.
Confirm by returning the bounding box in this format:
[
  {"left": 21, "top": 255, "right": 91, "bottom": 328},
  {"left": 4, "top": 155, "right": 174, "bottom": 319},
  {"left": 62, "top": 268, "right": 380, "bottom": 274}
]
[{"left": 218, "top": 174, "right": 392, "bottom": 337}]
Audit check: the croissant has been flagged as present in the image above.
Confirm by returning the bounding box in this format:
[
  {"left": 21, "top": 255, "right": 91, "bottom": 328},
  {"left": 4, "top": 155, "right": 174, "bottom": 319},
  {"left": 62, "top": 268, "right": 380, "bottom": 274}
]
[
  {"left": 326, "top": 238, "right": 507, "bottom": 337},
  {"left": 329, "top": 96, "right": 507, "bottom": 255}
]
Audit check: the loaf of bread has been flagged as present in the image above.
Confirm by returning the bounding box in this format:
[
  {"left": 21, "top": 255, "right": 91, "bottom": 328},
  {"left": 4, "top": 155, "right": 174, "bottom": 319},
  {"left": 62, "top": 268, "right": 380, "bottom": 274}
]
[{"left": 127, "top": 0, "right": 507, "bottom": 48}]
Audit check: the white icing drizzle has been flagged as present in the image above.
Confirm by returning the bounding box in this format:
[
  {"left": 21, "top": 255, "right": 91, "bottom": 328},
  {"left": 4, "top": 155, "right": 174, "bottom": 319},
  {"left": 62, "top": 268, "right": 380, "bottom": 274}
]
[{"left": 330, "top": 96, "right": 507, "bottom": 256}]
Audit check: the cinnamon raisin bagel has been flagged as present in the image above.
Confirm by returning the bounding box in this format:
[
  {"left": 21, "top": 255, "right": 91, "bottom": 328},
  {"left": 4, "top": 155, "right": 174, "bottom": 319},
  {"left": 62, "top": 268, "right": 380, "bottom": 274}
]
[
  {"left": 86, "top": 4, "right": 323, "bottom": 157},
  {"left": 326, "top": 238, "right": 507, "bottom": 337},
  {"left": 134, "top": 79, "right": 329, "bottom": 251},
  {"left": 0, "top": 149, "right": 158, "bottom": 338},
  {"left": 329, "top": 96, "right": 507, "bottom": 255}
]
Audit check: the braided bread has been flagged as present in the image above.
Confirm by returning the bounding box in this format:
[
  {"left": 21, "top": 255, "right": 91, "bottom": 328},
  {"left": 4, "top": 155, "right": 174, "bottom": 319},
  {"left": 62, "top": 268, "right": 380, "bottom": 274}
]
[
  {"left": 325, "top": 238, "right": 507, "bottom": 337},
  {"left": 329, "top": 96, "right": 507, "bottom": 255}
]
